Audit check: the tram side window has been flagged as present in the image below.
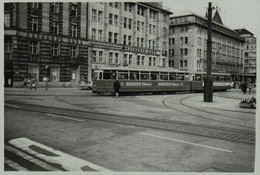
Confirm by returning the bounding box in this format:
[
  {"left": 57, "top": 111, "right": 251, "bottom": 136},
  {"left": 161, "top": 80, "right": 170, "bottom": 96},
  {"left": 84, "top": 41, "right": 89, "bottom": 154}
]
[
  {"left": 130, "top": 71, "right": 139, "bottom": 80},
  {"left": 195, "top": 75, "right": 202, "bottom": 81},
  {"left": 169, "top": 73, "right": 177, "bottom": 80},
  {"left": 118, "top": 71, "right": 128, "bottom": 80},
  {"left": 160, "top": 73, "right": 169, "bottom": 80},
  {"left": 177, "top": 74, "right": 185, "bottom": 80},
  {"left": 140, "top": 72, "right": 149, "bottom": 80},
  {"left": 103, "top": 71, "right": 116, "bottom": 79},
  {"left": 151, "top": 72, "right": 159, "bottom": 80}
]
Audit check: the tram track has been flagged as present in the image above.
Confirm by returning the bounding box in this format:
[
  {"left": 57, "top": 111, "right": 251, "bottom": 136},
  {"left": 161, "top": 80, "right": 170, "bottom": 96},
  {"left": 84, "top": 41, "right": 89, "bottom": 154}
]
[{"left": 5, "top": 102, "right": 255, "bottom": 145}]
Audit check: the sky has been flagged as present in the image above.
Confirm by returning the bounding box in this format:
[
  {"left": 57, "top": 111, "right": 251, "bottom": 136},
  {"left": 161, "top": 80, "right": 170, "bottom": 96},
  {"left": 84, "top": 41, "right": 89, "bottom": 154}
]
[{"left": 163, "top": 0, "right": 260, "bottom": 39}]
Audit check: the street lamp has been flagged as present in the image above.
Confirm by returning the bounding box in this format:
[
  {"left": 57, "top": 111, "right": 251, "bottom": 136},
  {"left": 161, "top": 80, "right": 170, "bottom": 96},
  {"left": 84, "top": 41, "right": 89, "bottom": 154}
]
[{"left": 45, "top": 65, "right": 50, "bottom": 90}]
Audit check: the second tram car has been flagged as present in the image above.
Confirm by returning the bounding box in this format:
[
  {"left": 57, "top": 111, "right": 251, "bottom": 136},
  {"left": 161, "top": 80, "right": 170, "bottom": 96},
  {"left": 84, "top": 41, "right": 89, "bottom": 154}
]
[{"left": 92, "top": 67, "right": 231, "bottom": 94}]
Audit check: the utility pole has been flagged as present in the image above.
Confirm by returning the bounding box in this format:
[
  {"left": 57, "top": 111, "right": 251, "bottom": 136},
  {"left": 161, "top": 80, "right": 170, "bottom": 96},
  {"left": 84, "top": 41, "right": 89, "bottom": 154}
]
[{"left": 204, "top": 2, "right": 213, "bottom": 102}]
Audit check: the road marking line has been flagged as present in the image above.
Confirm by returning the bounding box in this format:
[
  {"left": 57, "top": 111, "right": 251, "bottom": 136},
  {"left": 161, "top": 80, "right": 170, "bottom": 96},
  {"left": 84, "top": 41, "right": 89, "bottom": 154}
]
[
  {"left": 5, "top": 145, "right": 61, "bottom": 171},
  {"left": 5, "top": 157, "right": 29, "bottom": 171},
  {"left": 9, "top": 138, "right": 112, "bottom": 172},
  {"left": 46, "top": 113, "right": 85, "bottom": 122},
  {"left": 140, "top": 132, "right": 233, "bottom": 153},
  {"left": 5, "top": 103, "right": 21, "bottom": 109}
]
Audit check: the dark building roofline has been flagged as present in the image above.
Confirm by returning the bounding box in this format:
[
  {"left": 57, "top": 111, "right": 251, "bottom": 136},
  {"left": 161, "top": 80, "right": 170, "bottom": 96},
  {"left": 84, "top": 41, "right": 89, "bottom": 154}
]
[
  {"left": 234, "top": 28, "right": 254, "bottom": 35},
  {"left": 139, "top": 2, "right": 173, "bottom": 14}
]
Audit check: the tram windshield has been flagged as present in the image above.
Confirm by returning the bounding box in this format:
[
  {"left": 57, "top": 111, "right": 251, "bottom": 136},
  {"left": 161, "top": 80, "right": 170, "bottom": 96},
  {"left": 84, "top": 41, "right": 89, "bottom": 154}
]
[{"left": 103, "top": 70, "right": 116, "bottom": 79}]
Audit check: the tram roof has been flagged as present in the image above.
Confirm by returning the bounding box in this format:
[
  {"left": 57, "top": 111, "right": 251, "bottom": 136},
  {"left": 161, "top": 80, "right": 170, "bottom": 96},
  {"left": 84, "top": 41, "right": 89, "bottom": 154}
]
[{"left": 95, "top": 67, "right": 189, "bottom": 73}]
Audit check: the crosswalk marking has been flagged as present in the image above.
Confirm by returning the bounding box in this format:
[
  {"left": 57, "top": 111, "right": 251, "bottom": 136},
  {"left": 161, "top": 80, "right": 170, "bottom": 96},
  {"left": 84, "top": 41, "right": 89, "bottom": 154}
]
[
  {"left": 5, "top": 157, "right": 28, "bottom": 171},
  {"left": 5, "top": 145, "right": 61, "bottom": 171},
  {"left": 8, "top": 137, "right": 112, "bottom": 172}
]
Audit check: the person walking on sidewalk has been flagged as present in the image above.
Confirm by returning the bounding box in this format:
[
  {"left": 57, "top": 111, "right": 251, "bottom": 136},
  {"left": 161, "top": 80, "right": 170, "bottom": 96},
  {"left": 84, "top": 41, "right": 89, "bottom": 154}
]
[
  {"left": 113, "top": 80, "right": 121, "bottom": 97},
  {"left": 241, "top": 81, "right": 247, "bottom": 94},
  {"left": 248, "top": 82, "right": 253, "bottom": 94}
]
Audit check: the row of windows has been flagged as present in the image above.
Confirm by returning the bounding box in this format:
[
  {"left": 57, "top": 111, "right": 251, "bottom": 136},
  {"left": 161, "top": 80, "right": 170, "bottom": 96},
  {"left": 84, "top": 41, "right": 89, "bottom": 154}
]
[
  {"left": 92, "top": 9, "right": 103, "bottom": 22},
  {"left": 26, "top": 41, "right": 79, "bottom": 57}
]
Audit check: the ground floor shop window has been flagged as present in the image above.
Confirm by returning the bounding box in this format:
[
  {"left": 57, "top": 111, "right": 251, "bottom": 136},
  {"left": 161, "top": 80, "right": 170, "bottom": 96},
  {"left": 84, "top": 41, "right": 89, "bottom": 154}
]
[
  {"left": 71, "top": 65, "right": 80, "bottom": 81},
  {"left": 50, "top": 66, "right": 60, "bottom": 82},
  {"left": 28, "top": 64, "right": 39, "bottom": 80}
]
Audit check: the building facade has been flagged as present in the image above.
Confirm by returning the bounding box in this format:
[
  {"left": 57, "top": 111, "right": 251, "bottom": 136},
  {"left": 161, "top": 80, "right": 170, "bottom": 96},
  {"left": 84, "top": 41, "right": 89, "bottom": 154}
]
[
  {"left": 234, "top": 29, "right": 257, "bottom": 82},
  {"left": 4, "top": 2, "right": 172, "bottom": 87},
  {"left": 87, "top": 2, "right": 172, "bottom": 81},
  {"left": 168, "top": 10, "right": 245, "bottom": 80},
  {"left": 4, "top": 2, "right": 88, "bottom": 87}
]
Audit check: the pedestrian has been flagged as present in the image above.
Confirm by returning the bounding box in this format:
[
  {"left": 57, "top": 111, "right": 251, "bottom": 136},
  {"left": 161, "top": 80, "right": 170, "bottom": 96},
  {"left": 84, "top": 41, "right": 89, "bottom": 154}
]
[
  {"left": 241, "top": 81, "right": 247, "bottom": 94},
  {"left": 113, "top": 80, "right": 121, "bottom": 97},
  {"left": 248, "top": 82, "right": 253, "bottom": 94},
  {"left": 30, "top": 79, "right": 37, "bottom": 90}
]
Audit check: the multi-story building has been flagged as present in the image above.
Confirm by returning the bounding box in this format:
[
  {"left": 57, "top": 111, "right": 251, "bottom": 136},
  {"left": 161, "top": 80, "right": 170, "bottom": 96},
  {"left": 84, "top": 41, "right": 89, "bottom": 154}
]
[
  {"left": 87, "top": 2, "right": 172, "bottom": 81},
  {"left": 4, "top": 2, "right": 172, "bottom": 87},
  {"left": 234, "top": 28, "right": 257, "bottom": 82},
  {"left": 168, "top": 10, "right": 245, "bottom": 80},
  {"left": 4, "top": 2, "right": 88, "bottom": 87}
]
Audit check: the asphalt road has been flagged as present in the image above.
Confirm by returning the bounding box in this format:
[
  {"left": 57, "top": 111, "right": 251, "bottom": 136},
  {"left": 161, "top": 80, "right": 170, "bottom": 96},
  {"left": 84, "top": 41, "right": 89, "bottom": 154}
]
[{"left": 4, "top": 90, "right": 255, "bottom": 172}]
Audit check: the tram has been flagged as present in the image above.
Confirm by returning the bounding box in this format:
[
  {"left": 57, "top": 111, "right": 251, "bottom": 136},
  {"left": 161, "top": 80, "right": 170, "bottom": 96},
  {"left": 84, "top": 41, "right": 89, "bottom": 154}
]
[{"left": 92, "top": 67, "right": 232, "bottom": 94}]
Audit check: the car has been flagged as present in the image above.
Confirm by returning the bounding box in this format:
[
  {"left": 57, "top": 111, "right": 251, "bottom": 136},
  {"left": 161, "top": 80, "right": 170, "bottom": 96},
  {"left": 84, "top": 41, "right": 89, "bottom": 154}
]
[{"left": 79, "top": 81, "right": 93, "bottom": 90}]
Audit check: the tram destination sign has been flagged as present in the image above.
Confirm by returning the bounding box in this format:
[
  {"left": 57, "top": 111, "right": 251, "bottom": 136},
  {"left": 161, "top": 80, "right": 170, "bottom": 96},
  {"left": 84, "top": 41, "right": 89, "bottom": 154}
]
[{"left": 124, "top": 82, "right": 184, "bottom": 87}]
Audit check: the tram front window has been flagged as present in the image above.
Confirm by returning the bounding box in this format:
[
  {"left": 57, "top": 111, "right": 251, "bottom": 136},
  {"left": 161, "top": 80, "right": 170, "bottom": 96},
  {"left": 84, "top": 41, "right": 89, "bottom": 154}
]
[{"left": 103, "top": 70, "right": 116, "bottom": 79}]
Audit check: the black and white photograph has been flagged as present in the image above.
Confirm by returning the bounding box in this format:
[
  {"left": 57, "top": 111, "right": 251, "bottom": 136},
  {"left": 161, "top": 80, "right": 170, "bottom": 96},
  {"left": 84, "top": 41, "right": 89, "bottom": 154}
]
[{"left": 2, "top": 0, "right": 260, "bottom": 174}]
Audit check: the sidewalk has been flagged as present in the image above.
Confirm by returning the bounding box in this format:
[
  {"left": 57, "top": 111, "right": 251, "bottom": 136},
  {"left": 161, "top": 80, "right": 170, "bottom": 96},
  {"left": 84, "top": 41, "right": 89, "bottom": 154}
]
[{"left": 4, "top": 87, "right": 88, "bottom": 96}]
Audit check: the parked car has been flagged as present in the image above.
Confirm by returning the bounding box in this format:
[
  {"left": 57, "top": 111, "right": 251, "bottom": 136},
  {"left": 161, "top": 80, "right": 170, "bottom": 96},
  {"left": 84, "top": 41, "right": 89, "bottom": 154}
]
[{"left": 79, "top": 81, "right": 93, "bottom": 90}]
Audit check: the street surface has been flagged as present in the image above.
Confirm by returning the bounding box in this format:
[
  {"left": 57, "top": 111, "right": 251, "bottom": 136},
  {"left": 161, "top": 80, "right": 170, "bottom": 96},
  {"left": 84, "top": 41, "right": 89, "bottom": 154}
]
[{"left": 4, "top": 88, "right": 256, "bottom": 172}]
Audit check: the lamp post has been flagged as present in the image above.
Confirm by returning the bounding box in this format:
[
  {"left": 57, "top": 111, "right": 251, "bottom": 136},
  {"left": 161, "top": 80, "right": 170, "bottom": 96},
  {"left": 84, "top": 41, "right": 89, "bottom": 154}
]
[
  {"left": 204, "top": 2, "right": 213, "bottom": 102},
  {"left": 45, "top": 65, "right": 49, "bottom": 90}
]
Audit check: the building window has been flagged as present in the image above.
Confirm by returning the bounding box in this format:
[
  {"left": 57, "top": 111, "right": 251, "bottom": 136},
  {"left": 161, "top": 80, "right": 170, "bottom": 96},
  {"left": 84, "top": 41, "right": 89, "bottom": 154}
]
[
  {"left": 109, "top": 52, "right": 113, "bottom": 64},
  {"left": 180, "top": 49, "right": 183, "bottom": 57},
  {"left": 92, "top": 28, "right": 96, "bottom": 40},
  {"left": 124, "top": 17, "right": 127, "bottom": 28},
  {"left": 92, "top": 50, "right": 97, "bottom": 62},
  {"left": 153, "top": 25, "right": 156, "bottom": 35},
  {"left": 141, "top": 56, "right": 145, "bottom": 66},
  {"left": 115, "top": 53, "right": 119, "bottom": 64},
  {"left": 141, "top": 22, "right": 145, "bottom": 32},
  {"left": 137, "top": 55, "right": 140, "bottom": 65},
  {"left": 98, "top": 11, "right": 103, "bottom": 22},
  {"left": 109, "top": 13, "right": 113, "bottom": 25},
  {"left": 71, "top": 4, "right": 78, "bottom": 17},
  {"left": 4, "top": 39, "right": 13, "bottom": 53},
  {"left": 51, "top": 21, "right": 59, "bottom": 35},
  {"left": 152, "top": 41, "right": 155, "bottom": 49},
  {"left": 124, "top": 54, "right": 128, "bottom": 65},
  {"left": 149, "top": 40, "right": 151, "bottom": 49},
  {"left": 128, "top": 18, "right": 132, "bottom": 29},
  {"left": 137, "top": 6, "right": 144, "bottom": 16},
  {"left": 29, "top": 41, "right": 38, "bottom": 54},
  {"left": 51, "top": 43, "right": 59, "bottom": 56},
  {"left": 108, "top": 32, "right": 112, "bottom": 43},
  {"left": 141, "top": 38, "right": 144, "bottom": 48},
  {"left": 149, "top": 24, "right": 152, "bottom": 34},
  {"left": 114, "top": 2, "right": 118, "bottom": 8},
  {"left": 114, "top": 33, "right": 118, "bottom": 43},
  {"left": 128, "top": 36, "right": 132, "bottom": 45},
  {"left": 70, "top": 46, "right": 78, "bottom": 57},
  {"left": 153, "top": 57, "right": 156, "bottom": 66},
  {"left": 71, "top": 24, "right": 77, "bottom": 37},
  {"left": 109, "top": 2, "right": 113, "bottom": 7},
  {"left": 92, "top": 9, "right": 97, "bottom": 21},
  {"left": 180, "top": 60, "right": 183, "bottom": 69},
  {"left": 32, "top": 2, "right": 39, "bottom": 9},
  {"left": 99, "top": 51, "right": 103, "bottom": 62},
  {"left": 98, "top": 30, "right": 102, "bottom": 41},
  {"left": 137, "top": 37, "right": 140, "bottom": 47},
  {"left": 4, "top": 13, "right": 10, "bottom": 27},
  {"left": 123, "top": 35, "right": 127, "bottom": 45},
  {"left": 53, "top": 3, "right": 59, "bottom": 13},
  {"left": 149, "top": 57, "right": 152, "bottom": 66},
  {"left": 184, "top": 48, "right": 188, "bottom": 56},
  {"left": 114, "top": 15, "right": 118, "bottom": 26},
  {"left": 184, "top": 60, "right": 187, "bottom": 70},
  {"left": 31, "top": 17, "right": 38, "bottom": 32},
  {"left": 129, "top": 55, "right": 132, "bottom": 65},
  {"left": 137, "top": 21, "right": 140, "bottom": 31},
  {"left": 185, "top": 37, "right": 188, "bottom": 44}
]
